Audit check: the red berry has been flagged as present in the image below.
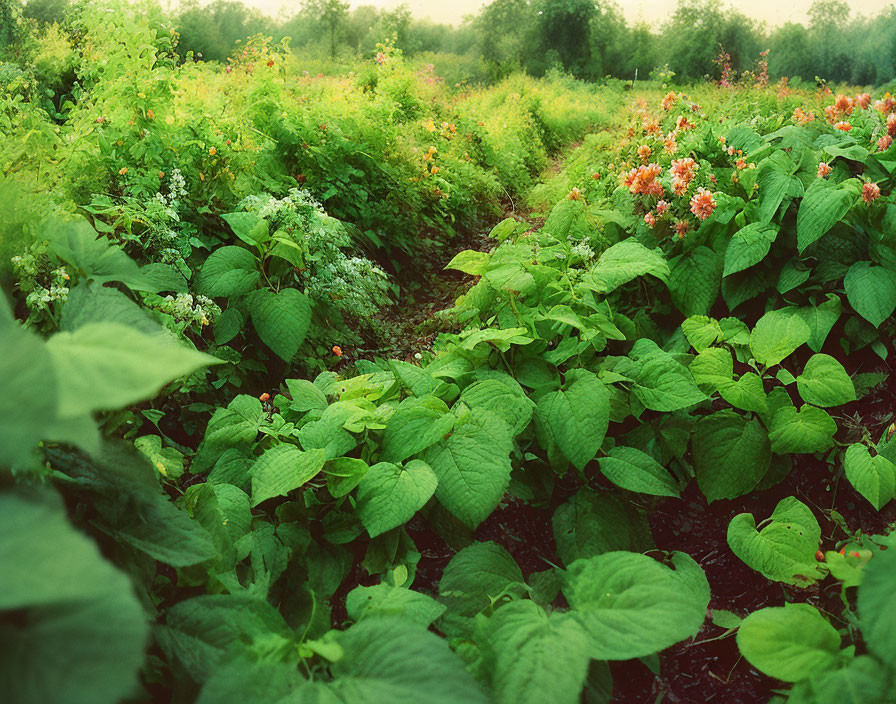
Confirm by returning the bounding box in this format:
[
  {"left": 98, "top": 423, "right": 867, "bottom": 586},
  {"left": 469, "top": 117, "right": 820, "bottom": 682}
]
[
  {"left": 259, "top": 392, "right": 271, "bottom": 402},
  {"left": 815, "top": 550, "right": 825, "bottom": 562}
]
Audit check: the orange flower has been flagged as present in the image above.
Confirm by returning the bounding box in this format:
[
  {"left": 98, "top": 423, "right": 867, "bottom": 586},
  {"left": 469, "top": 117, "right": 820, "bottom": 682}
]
[
  {"left": 855, "top": 93, "right": 872, "bottom": 109},
  {"left": 332, "top": 345, "right": 343, "bottom": 357},
  {"left": 817, "top": 162, "right": 832, "bottom": 178},
  {"left": 689, "top": 188, "right": 716, "bottom": 221},
  {"left": 887, "top": 112, "right": 896, "bottom": 137},
  {"left": 833, "top": 94, "right": 854, "bottom": 116},
  {"left": 637, "top": 145, "right": 652, "bottom": 162},
  {"left": 879, "top": 135, "right": 893, "bottom": 152},
  {"left": 118, "top": 167, "right": 128, "bottom": 175},
  {"left": 862, "top": 181, "right": 881, "bottom": 204},
  {"left": 655, "top": 200, "right": 669, "bottom": 216},
  {"left": 209, "top": 146, "right": 217, "bottom": 156},
  {"left": 664, "top": 135, "right": 678, "bottom": 155},
  {"left": 259, "top": 392, "right": 271, "bottom": 402},
  {"left": 146, "top": 109, "right": 154, "bottom": 119},
  {"left": 792, "top": 107, "right": 814, "bottom": 125},
  {"left": 675, "top": 220, "right": 690, "bottom": 239},
  {"left": 833, "top": 121, "right": 852, "bottom": 132},
  {"left": 661, "top": 91, "right": 677, "bottom": 111},
  {"left": 624, "top": 164, "right": 664, "bottom": 196},
  {"left": 568, "top": 187, "right": 583, "bottom": 201},
  {"left": 644, "top": 212, "right": 656, "bottom": 228}
]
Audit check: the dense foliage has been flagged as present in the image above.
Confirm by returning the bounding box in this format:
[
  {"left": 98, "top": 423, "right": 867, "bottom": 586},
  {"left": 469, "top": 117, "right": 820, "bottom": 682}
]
[{"left": 3, "top": 2, "right": 896, "bottom": 704}]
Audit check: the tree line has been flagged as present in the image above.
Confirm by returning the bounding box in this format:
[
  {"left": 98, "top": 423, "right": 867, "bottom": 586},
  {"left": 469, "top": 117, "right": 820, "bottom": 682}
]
[{"left": 5, "top": 0, "right": 896, "bottom": 85}]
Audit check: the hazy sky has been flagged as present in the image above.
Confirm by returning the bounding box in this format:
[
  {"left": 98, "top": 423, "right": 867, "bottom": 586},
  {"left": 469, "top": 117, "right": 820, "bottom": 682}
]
[{"left": 242, "top": 0, "right": 895, "bottom": 26}]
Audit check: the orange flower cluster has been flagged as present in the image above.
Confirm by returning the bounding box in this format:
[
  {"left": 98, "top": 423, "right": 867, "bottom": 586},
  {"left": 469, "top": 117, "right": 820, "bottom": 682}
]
[
  {"left": 568, "top": 187, "right": 584, "bottom": 201},
  {"left": 689, "top": 188, "right": 716, "bottom": 221},
  {"left": 833, "top": 121, "right": 852, "bottom": 132},
  {"left": 855, "top": 93, "right": 872, "bottom": 109},
  {"left": 817, "top": 162, "right": 832, "bottom": 178},
  {"left": 862, "top": 182, "right": 881, "bottom": 205},
  {"left": 676, "top": 115, "right": 695, "bottom": 132},
  {"left": 655, "top": 200, "right": 669, "bottom": 216},
  {"left": 879, "top": 135, "right": 892, "bottom": 152},
  {"left": 661, "top": 91, "right": 677, "bottom": 111},
  {"left": 792, "top": 107, "right": 815, "bottom": 125},
  {"left": 637, "top": 145, "right": 652, "bottom": 162},
  {"left": 644, "top": 212, "right": 656, "bottom": 227},
  {"left": 675, "top": 220, "right": 690, "bottom": 239},
  {"left": 874, "top": 96, "right": 896, "bottom": 113},
  {"left": 887, "top": 113, "right": 896, "bottom": 137},
  {"left": 664, "top": 134, "right": 678, "bottom": 155},
  {"left": 670, "top": 158, "right": 697, "bottom": 196},
  {"left": 833, "top": 94, "right": 855, "bottom": 116},
  {"left": 642, "top": 115, "right": 662, "bottom": 136},
  {"left": 625, "top": 164, "right": 664, "bottom": 196}
]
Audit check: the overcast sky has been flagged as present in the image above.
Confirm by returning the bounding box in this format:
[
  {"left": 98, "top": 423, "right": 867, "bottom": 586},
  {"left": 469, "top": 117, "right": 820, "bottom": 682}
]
[{"left": 236, "top": 0, "right": 895, "bottom": 26}]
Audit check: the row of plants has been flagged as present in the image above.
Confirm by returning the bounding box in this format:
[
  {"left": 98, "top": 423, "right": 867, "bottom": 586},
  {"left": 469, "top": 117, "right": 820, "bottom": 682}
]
[{"left": 3, "top": 14, "right": 896, "bottom": 704}]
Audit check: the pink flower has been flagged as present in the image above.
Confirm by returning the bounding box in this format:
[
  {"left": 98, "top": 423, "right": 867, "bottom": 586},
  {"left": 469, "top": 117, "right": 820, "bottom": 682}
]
[
  {"left": 817, "top": 162, "right": 832, "bottom": 178},
  {"left": 689, "top": 188, "right": 716, "bottom": 220},
  {"left": 862, "top": 181, "right": 881, "bottom": 204}
]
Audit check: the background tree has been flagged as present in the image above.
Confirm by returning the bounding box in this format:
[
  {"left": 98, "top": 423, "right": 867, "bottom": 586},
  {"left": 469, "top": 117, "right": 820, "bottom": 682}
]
[{"left": 303, "top": 0, "right": 349, "bottom": 58}]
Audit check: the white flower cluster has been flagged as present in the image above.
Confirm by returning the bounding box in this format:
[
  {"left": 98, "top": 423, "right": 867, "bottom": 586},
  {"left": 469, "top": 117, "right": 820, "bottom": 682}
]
[
  {"left": 157, "top": 293, "right": 221, "bottom": 327},
  {"left": 238, "top": 189, "right": 391, "bottom": 319},
  {"left": 153, "top": 168, "right": 188, "bottom": 219}
]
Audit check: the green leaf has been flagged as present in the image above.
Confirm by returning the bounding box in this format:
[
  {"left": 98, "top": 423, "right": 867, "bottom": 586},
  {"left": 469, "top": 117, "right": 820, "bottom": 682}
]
[
  {"left": 479, "top": 600, "right": 591, "bottom": 704},
  {"left": 248, "top": 288, "right": 312, "bottom": 362},
  {"left": 843, "top": 444, "right": 896, "bottom": 510},
  {"left": 284, "top": 378, "right": 329, "bottom": 412},
  {"left": 749, "top": 308, "right": 810, "bottom": 367},
  {"left": 552, "top": 489, "right": 652, "bottom": 566},
  {"left": 736, "top": 604, "right": 842, "bottom": 682},
  {"left": 46, "top": 323, "right": 218, "bottom": 419},
  {"left": 563, "top": 551, "right": 709, "bottom": 660},
  {"left": 668, "top": 246, "right": 722, "bottom": 316},
  {"left": 598, "top": 446, "right": 679, "bottom": 497},
  {"left": 445, "top": 249, "right": 490, "bottom": 275},
  {"left": 329, "top": 618, "right": 488, "bottom": 704},
  {"left": 0, "top": 321, "right": 61, "bottom": 467},
  {"left": 347, "top": 584, "right": 446, "bottom": 627},
  {"left": 214, "top": 307, "right": 244, "bottom": 345},
  {"left": 692, "top": 411, "right": 771, "bottom": 502},
  {"left": 787, "top": 656, "right": 891, "bottom": 704},
  {"left": 681, "top": 315, "right": 723, "bottom": 352},
  {"left": 355, "top": 460, "right": 437, "bottom": 538},
  {"left": 49, "top": 219, "right": 160, "bottom": 292},
  {"left": 250, "top": 444, "right": 327, "bottom": 506},
  {"left": 0, "top": 492, "right": 149, "bottom": 704},
  {"left": 797, "top": 354, "right": 856, "bottom": 407},
  {"left": 381, "top": 396, "right": 455, "bottom": 464},
  {"left": 221, "top": 212, "right": 269, "bottom": 246},
  {"left": 727, "top": 497, "right": 825, "bottom": 585},
  {"left": 723, "top": 223, "right": 778, "bottom": 277},
  {"left": 797, "top": 179, "right": 854, "bottom": 252},
  {"left": 438, "top": 542, "right": 525, "bottom": 617},
  {"left": 719, "top": 373, "right": 768, "bottom": 413},
  {"left": 583, "top": 239, "right": 669, "bottom": 293},
  {"left": 858, "top": 535, "right": 896, "bottom": 660},
  {"left": 193, "top": 396, "right": 264, "bottom": 473},
  {"left": 844, "top": 262, "right": 896, "bottom": 328},
  {"left": 765, "top": 389, "right": 837, "bottom": 454},
  {"left": 617, "top": 339, "right": 707, "bottom": 412},
  {"left": 198, "top": 246, "right": 260, "bottom": 298},
  {"left": 536, "top": 370, "right": 609, "bottom": 470},
  {"left": 425, "top": 409, "right": 513, "bottom": 527},
  {"left": 797, "top": 294, "right": 842, "bottom": 352},
  {"left": 459, "top": 379, "right": 533, "bottom": 436}
]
